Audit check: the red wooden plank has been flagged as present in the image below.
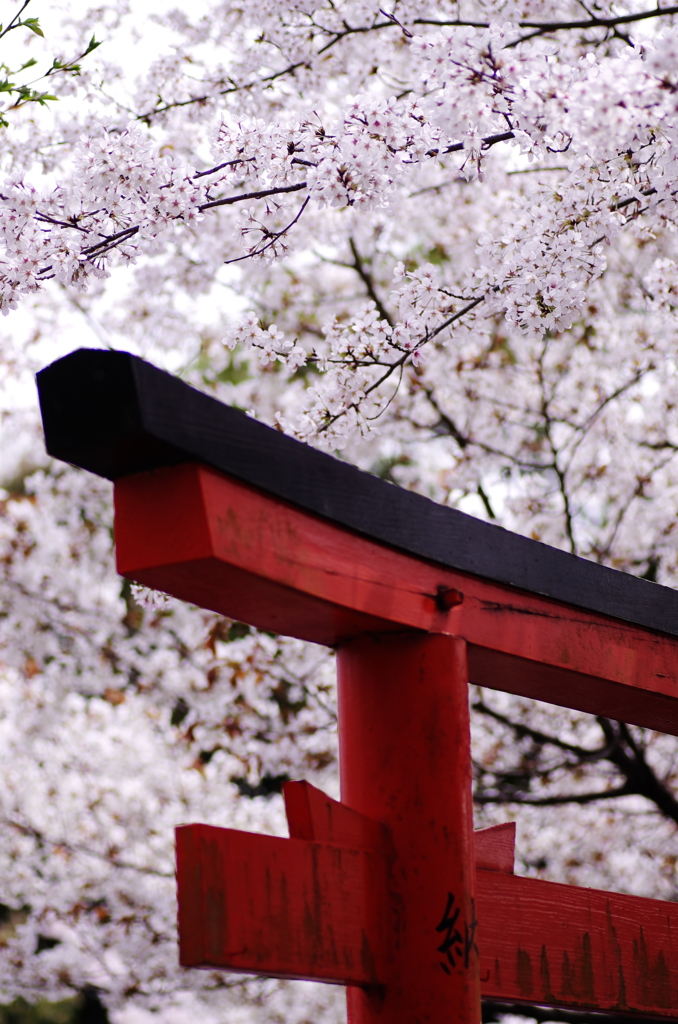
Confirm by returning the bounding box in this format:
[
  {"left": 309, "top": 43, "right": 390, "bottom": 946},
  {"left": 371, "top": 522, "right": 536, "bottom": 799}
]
[
  {"left": 475, "top": 823, "right": 515, "bottom": 874},
  {"left": 177, "top": 819, "right": 678, "bottom": 1016},
  {"left": 476, "top": 870, "right": 678, "bottom": 1017},
  {"left": 115, "top": 463, "right": 678, "bottom": 734},
  {"left": 176, "top": 824, "right": 388, "bottom": 985}
]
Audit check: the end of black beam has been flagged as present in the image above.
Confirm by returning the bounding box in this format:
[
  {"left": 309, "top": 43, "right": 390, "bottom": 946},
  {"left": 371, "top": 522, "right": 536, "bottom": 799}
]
[{"left": 37, "top": 348, "right": 243, "bottom": 481}]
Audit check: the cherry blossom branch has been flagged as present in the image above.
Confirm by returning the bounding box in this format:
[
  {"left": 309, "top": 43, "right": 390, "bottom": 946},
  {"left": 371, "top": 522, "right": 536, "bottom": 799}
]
[
  {"left": 32, "top": 181, "right": 311, "bottom": 280},
  {"left": 318, "top": 294, "right": 485, "bottom": 434},
  {"left": 512, "top": 4, "right": 678, "bottom": 40},
  {"left": 223, "top": 193, "right": 311, "bottom": 264},
  {"left": 134, "top": 4, "right": 678, "bottom": 122},
  {"left": 199, "top": 180, "right": 307, "bottom": 212}
]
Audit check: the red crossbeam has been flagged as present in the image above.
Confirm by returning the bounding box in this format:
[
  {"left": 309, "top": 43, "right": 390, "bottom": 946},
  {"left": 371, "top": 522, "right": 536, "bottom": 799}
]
[
  {"left": 115, "top": 463, "right": 678, "bottom": 736},
  {"left": 178, "top": 783, "right": 678, "bottom": 1017}
]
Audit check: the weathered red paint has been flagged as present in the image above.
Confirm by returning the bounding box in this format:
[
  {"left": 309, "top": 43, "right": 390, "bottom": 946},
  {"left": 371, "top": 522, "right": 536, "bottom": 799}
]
[
  {"left": 176, "top": 824, "right": 389, "bottom": 985},
  {"left": 477, "top": 872, "right": 678, "bottom": 1016},
  {"left": 177, "top": 784, "right": 515, "bottom": 988},
  {"left": 114, "top": 463, "right": 678, "bottom": 735}
]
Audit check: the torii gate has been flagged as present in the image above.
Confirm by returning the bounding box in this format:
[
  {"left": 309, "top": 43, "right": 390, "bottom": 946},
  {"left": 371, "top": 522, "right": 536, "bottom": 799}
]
[{"left": 38, "top": 348, "right": 678, "bottom": 1023}]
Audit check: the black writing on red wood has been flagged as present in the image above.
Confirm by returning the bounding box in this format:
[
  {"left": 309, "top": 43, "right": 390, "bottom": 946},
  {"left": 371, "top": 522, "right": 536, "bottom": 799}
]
[{"left": 436, "top": 893, "right": 478, "bottom": 973}]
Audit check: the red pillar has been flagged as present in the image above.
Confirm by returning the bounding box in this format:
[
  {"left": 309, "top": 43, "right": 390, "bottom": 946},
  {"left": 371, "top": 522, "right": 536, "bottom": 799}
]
[{"left": 337, "top": 633, "right": 480, "bottom": 1024}]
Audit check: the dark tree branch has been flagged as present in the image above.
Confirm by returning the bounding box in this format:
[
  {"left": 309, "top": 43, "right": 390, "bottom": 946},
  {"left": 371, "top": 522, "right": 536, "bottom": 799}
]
[
  {"left": 193, "top": 158, "right": 254, "bottom": 179},
  {"left": 0, "top": 0, "right": 31, "bottom": 42},
  {"left": 427, "top": 130, "right": 515, "bottom": 158},
  {"left": 199, "top": 180, "right": 308, "bottom": 212},
  {"left": 422, "top": 386, "right": 470, "bottom": 449},
  {"left": 347, "top": 237, "right": 394, "bottom": 326},
  {"left": 477, "top": 483, "right": 497, "bottom": 520},
  {"left": 472, "top": 698, "right": 678, "bottom": 825},
  {"left": 473, "top": 700, "right": 616, "bottom": 761},
  {"left": 562, "top": 366, "right": 647, "bottom": 475},
  {"left": 597, "top": 718, "right": 678, "bottom": 824},
  {"left": 536, "top": 340, "right": 577, "bottom": 555},
  {"left": 34, "top": 182, "right": 310, "bottom": 276},
  {"left": 474, "top": 785, "right": 632, "bottom": 807}
]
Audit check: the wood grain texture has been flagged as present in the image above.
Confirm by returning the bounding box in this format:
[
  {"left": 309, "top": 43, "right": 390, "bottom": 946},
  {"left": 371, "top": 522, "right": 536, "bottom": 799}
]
[
  {"left": 476, "top": 871, "right": 678, "bottom": 1016},
  {"left": 337, "top": 635, "right": 481, "bottom": 1024},
  {"left": 175, "top": 824, "right": 388, "bottom": 985},
  {"left": 37, "top": 348, "right": 678, "bottom": 639},
  {"left": 474, "top": 822, "right": 516, "bottom": 874},
  {"left": 114, "top": 463, "right": 678, "bottom": 735},
  {"left": 283, "top": 781, "right": 390, "bottom": 853}
]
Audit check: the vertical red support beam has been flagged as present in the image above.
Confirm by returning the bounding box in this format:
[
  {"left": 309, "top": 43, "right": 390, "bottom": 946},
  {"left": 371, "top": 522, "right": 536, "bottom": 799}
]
[{"left": 337, "top": 634, "right": 480, "bottom": 1024}]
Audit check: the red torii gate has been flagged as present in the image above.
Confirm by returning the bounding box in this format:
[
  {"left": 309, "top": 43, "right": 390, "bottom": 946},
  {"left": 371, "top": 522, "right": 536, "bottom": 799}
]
[{"left": 38, "top": 349, "right": 678, "bottom": 1023}]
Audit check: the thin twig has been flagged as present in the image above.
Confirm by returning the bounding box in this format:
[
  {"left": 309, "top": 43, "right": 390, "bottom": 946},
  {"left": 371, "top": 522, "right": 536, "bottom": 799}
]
[{"left": 224, "top": 194, "right": 311, "bottom": 265}]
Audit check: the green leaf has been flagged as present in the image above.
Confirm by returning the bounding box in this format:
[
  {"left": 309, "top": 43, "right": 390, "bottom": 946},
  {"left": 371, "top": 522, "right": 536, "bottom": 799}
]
[{"left": 21, "top": 18, "right": 44, "bottom": 37}]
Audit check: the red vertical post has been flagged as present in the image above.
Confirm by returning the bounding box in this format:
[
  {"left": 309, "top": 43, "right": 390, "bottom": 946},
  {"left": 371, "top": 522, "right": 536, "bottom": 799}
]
[{"left": 337, "top": 633, "right": 480, "bottom": 1024}]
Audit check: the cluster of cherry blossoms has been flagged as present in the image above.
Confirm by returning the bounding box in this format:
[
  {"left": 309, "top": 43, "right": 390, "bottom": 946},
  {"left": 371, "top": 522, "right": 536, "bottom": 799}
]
[
  {"left": 0, "top": 127, "right": 208, "bottom": 312},
  {"left": 217, "top": 23, "right": 678, "bottom": 428},
  {"left": 3, "top": 12, "right": 678, "bottom": 355}
]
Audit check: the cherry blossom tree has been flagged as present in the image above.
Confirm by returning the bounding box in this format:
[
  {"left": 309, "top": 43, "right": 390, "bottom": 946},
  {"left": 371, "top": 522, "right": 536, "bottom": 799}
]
[{"left": 1, "top": 1, "right": 678, "bottom": 1021}]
